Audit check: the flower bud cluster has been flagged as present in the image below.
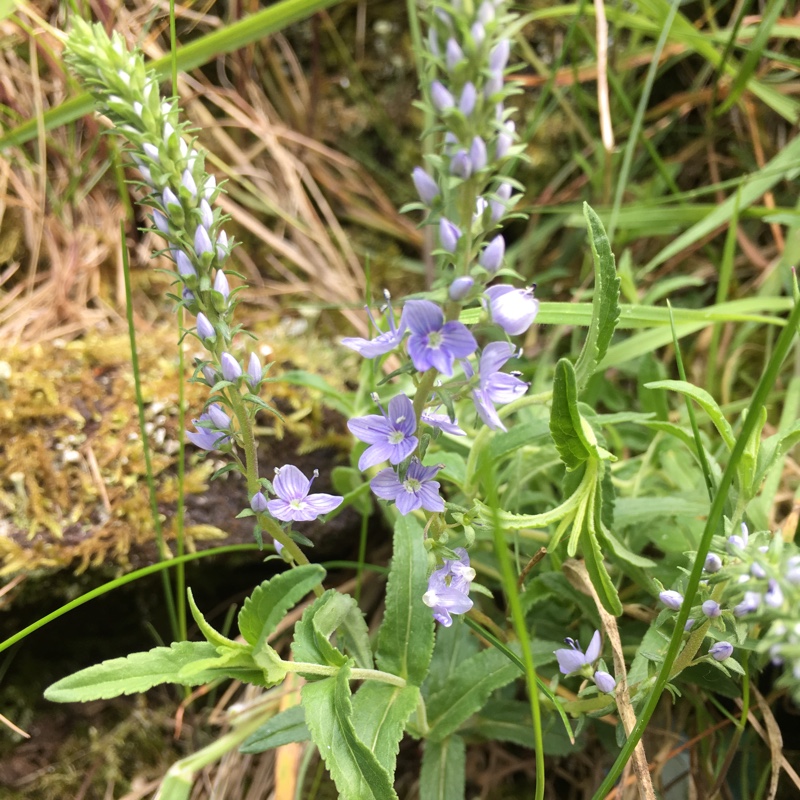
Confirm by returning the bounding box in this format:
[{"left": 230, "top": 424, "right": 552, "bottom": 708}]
[
  {"left": 65, "top": 21, "right": 268, "bottom": 454},
  {"left": 660, "top": 521, "right": 800, "bottom": 694}
]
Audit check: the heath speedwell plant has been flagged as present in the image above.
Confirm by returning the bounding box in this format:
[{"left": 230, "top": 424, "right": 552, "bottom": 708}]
[{"left": 37, "top": 4, "right": 800, "bottom": 799}]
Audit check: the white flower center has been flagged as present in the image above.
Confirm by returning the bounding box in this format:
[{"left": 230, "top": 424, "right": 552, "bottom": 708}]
[
  {"left": 290, "top": 499, "right": 306, "bottom": 510},
  {"left": 404, "top": 478, "right": 421, "bottom": 494},
  {"left": 426, "top": 331, "right": 443, "bottom": 349},
  {"left": 389, "top": 430, "right": 405, "bottom": 444}
]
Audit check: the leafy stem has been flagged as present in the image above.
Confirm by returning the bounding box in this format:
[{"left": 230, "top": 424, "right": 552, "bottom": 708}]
[{"left": 285, "top": 661, "right": 407, "bottom": 688}]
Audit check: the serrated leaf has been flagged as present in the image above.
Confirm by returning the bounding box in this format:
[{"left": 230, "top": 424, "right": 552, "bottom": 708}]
[
  {"left": 375, "top": 515, "right": 434, "bottom": 685},
  {"left": 302, "top": 665, "right": 397, "bottom": 800},
  {"left": 45, "top": 641, "right": 219, "bottom": 702},
  {"left": 187, "top": 589, "right": 240, "bottom": 649},
  {"left": 574, "top": 203, "right": 621, "bottom": 391},
  {"left": 644, "top": 380, "right": 735, "bottom": 450},
  {"left": 238, "top": 564, "right": 325, "bottom": 648},
  {"left": 425, "top": 644, "right": 519, "bottom": 742},
  {"left": 419, "top": 735, "right": 465, "bottom": 800},
  {"left": 252, "top": 642, "right": 290, "bottom": 685},
  {"left": 292, "top": 590, "right": 354, "bottom": 669},
  {"left": 352, "top": 682, "right": 419, "bottom": 774},
  {"left": 550, "top": 359, "right": 593, "bottom": 470},
  {"left": 424, "top": 624, "right": 480, "bottom": 700},
  {"left": 339, "top": 603, "right": 374, "bottom": 669},
  {"left": 240, "top": 706, "right": 310, "bottom": 754}
]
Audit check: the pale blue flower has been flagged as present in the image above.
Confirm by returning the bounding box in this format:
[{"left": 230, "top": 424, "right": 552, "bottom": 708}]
[
  {"left": 251, "top": 491, "right": 268, "bottom": 513},
  {"left": 734, "top": 591, "right": 761, "bottom": 617},
  {"left": 439, "top": 218, "right": 462, "bottom": 251},
  {"left": 463, "top": 342, "right": 528, "bottom": 431},
  {"left": 347, "top": 393, "right": 418, "bottom": 470},
  {"left": 702, "top": 600, "right": 721, "bottom": 618},
  {"left": 221, "top": 352, "right": 242, "bottom": 382},
  {"left": 370, "top": 459, "right": 444, "bottom": 515},
  {"left": 704, "top": 553, "right": 723, "bottom": 573},
  {"left": 449, "top": 276, "right": 474, "bottom": 301},
  {"left": 445, "top": 38, "right": 464, "bottom": 72},
  {"left": 479, "top": 235, "right": 505, "bottom": 274},
  {"left": 431, "top": 80, "right": 454, "bottom": 112},
  {"left": 404, "top": 299, "right": 477, "bottom": 376},
  {"left": 196, "top": 312, "right": 215, "bottom": 340},
  {"left": 555, "top": 630, "right": 601, "bottom": 675},
  {"left": 247, "top": 353, "right": 262, "bottom": 388},
  {"left": 213, "top": 270, "right": 230, "bottom": 300},
  {"left": 470, "top": 136, "right": 487, "bottom": 171},
  {"left": 420, "top": 410, "right": 465, "bottom": 436},
  {"left": 422, "top": 549, "right": 474, "bottom": 626},
  {"left": 186, "top": 408, "right": 230, "bottom": 451},
  {"left": 412, "top": 167, "right": 440, "bottom": 205},
  {"left": 267, "top": 465, "right": 343, "bottom": 522},
  {"left": 484, "top": 285, "right": 539, "bottom": 336},
  {"left": 765, "top": 579, "right": 784, "bottom": 609},
  {"left": 342, "top": 293, "right": 406, "bottom": 358},
  {"left": 450, "top": 150, "right": 472, "bottom": 179},
  {"left": 459, "top": 82, "right": 477, "bottom": 116}
]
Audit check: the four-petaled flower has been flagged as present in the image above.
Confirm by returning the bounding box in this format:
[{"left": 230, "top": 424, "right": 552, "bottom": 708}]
[
  {"left": 404, "top": 299, "right": 477, "bottom": 377},
  {"left": 371, "top": 459, "right": 445, "bottom": 515},
  {"left": 266, "top": 465, "right": 343, "bottom": 522},
  {"left": 463, "top": 342, "right": 528, "bottom": 431},
  {"left": 555, "top": 630, "right": 602, "bottom": 675},
  {"left": 423, "top": 548, "right": 475, "bottom": 626},
  {"left": 348, "top": 394, "right": 419, "bottom": 470}
]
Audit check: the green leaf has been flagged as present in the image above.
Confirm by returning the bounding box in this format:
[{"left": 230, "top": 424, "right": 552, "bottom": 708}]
[
  {"left": 302, "top": 665, "right": 397, "bottom": 800},
  {"left": 596, "top": 527, "right": 656, "bottom": 569},
  {"left": 280, "top": 370, "right": 354, "bottom": 417},
  {"left": 292, "top": 590, "right": 356, "bottom": 669},
  {"left": 419, "top": 735, "right": 466, "bottom": 800},
  {"left": 339, "top": 602, "right": 374, "bottom": 670},
  {"left": 425, "top": 639, "right": 519, "bottom": 742},
  {"left": 574, "top": 203, "right": 621, "bottom": 391},
  {"left": 331, "top": 466, "right": 372, "bottom": 515},
  {"left": 754, "top": 420, "right": 800, "bottom": 490},
  {"left": 375, "top": 515, "right": 434, "bottom": 685},
  {"left": 240, "top": 706, "right": 310, "bottom": 754},
  {"left": 580, "top": 522, "right": 623, "bottom": 616},
  {"left": 550, "top": 359, "right": 594, "bottom": 470},
  {"left": 424, "top": 624, "right": 480, "bottom": 701},
  {"left": 44, "top": 641, "right": 220, "bottom": 702},
  {"left": 644, "top": 379, "right": 735, "bottom": 450},
  {"left": 187, "top": 589, "right": 241, "bottom": 650},
  {"left": 352, "top": 682, "right": 419, "bottom": 775},
  {"left": 238, "top": 564, "right": 326, "bottom": 648}
]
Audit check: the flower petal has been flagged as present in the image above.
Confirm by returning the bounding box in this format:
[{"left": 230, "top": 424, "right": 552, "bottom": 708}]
[
  {"left": 480, "top": 341, "right": 516, "bottom": 375},
  {"left": 402, "top": 299, "right": 443, "bottom": 335},
  {"left": 273, "top": 465, "right": 310, "bottom": 501},
  {"left": 585, "top": 630, "right": 602, "bottom": 664},
  {"left": 387, "top": 393, "right": 416, "bottom": 436},
  {"left": 395, "top": 489, "right": 422, "bottom": 515},
  {"left": 440, "top": 321, "right": 478, "bottom": 358},
  {"left": 370, "top": 469, "right": 403, "bottom": 501},
  {"left": 305, "top": 493, "right": 344, "bottom": 516},
  {"left": 485, "top": 373, "right": 528, "bottom": 405},
  {"left": 266, "top": 498, "right": 295, "bottom": 521},
  {"left": 347, "top": 414, "right": 391, "bottom": 444},
  {"left": 555, "top": 647, "right": 587, "bottom": 675}
]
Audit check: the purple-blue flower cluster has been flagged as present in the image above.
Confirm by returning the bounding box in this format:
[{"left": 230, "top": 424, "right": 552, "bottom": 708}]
[{"left": 423, "top": 548, "right": 475, "bottom": 626}]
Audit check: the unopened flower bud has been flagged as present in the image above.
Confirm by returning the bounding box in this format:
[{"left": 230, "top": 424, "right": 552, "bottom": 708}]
[
  {"left": 202, "top": 365, "right": 217, "bottom": 385},
  {"left": 439, "top": 218, "right": 462, "bottom": 252},
  {"left": 734, "top": 591, "right": 761, "bottom": 617},
  {"left": 153, "top": 210, "right": 169, "bottom": 235},
  {"left": 478, "top": 1, "right": 495, "bottom": 24},
  {"left": 162, "top": 187, "right": 180, "bottom": 210},
  {"left": 221, "top": 352, "right": 242, "bottom": 382},
  {"left": 142, "top": 142, "right": 160, "bottom": 162},
  {"left": 480, "top": 235, "right": 505, "bottom": 273},
  {"left": 459, "top": 82, "right": 477, "bottom": 116},
  {"left": 709, "top": 641, "right": 733, "bottom": 661},
  {"left": 593, "top": 670, "right": 616, "bottom": 693},
  {"left": 490, "top": 182, "right": 512, "bottom": 223},
  {"left": 659, "top": 590, "right": 683, "bottom": 610},
  {"left": 196, "top": 312, "right": 215, "bottom": 340},
  {"left": 702, "top": 600, "right": 721, "bottom": 618},
  {"left": 449, "top": 276, "right": 474, "bottom": 301},
  {"left": 489, "top": 39, "right": 511, "bottom": 72},
  {"left": 470, "top": 22, "right": 485, "bottom": 47},
  {"left": 251, "top": 491, "right": 268, "bottom": 513},
  {"left": 247, "top": 352, "right": 262, "bottom": 387},
  {"left": 181, "top": 169, "right": 197, "bottom": 196},
  {"left": 704, "top": 553, "right": 723, "bottom": 573},
  {"left": 216, "top": 230, "right": 229, "bottom": 261},
  {"left": 194, "top": 225, "right": 214, "bottom": 258},
  {"left": 446, "top": 38, "right": 465, "bottom": 72},
  {"left": 208, "top": 403, "right": 231, "bottom": 431},
  {"left": 412, "top": 167, "right": 439, "bottom": 205},
  {"left": 485, "top": 69, "right": 504, "bottom": 97},
  {"left": 765, "top": 579, "right": 784, "bottom": 608},
  {"left": 450, "top": 150, "right": 472, "bottom": 179},
  {"left": 431, "top": 81, "right": 455, "bottom": 112},
  {"left": 175, "top": 250, "right": 196, "bottom": 278},
  {"left": 213, "top": 270, "right": 230, "bottom": 300},
  {"left": 199, "top": 199, "right": 214, "bottom": 230},
  {"left": 470, "top": 136, "right": 487, "bottom": 171}
]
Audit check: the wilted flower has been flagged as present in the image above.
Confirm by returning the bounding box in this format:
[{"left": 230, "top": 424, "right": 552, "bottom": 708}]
[
  {"left": 709, "top": 641, "right": 734, "bottom": 661},
  {"left": 347, "top": 393, "right": 419, "bottom": 470},
  {"left": 555, "top": 630, "right": 602, "bottom": 675},
  {"left": 371, "top": 459, "right": 445, "bottom": 514},
  {"left": 266, "top": 465, "right": 343, "bottom": 522}
]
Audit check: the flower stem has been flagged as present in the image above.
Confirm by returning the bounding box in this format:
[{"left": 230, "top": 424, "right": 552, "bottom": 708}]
[{"left": 285, "top": 661, "right": 407, "bottom": 688}]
